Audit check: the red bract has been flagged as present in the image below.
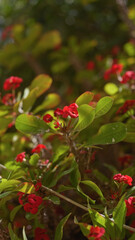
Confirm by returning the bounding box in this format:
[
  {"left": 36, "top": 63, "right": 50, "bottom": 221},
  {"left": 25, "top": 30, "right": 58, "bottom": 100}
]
[
  {"left": 86, "top": 61, "right": 95, "bottom": 70},
  {"left": 28, "top": 194, "right": 42, "bottom": 207},
  {"left": 34, "top": 181, "right": 42, "bottom": 191},
  {"left": 120, "top": 71, "right": 135, "bottom": 84},
  {"left": 104, "top": 69, "right": 112, "bottom": 80},
  {"left": 118, "top": 155, "right": 133, "bottom": 166},
  {"left": 24, "top": 202, "right": 38, "bottom": 214},
  {"left": 54, "top": 120, "right": 60, "bottom": 128},
  {"left": 2, "top": 93, "right": 15, "bottom": 105},
  {"left": 3, "top": 76, "right": 23, "bottom": 91},
  {"left": 54, "top": 108, "right": 63, "bottom": 117},
  {"left": 125, "top": 197, "right": 135, "bottom": 216},
  {"left": 113, "top": 173, "right": 133, "bottom": 186},
  {"left": 43, "top": 114, "right": 53, "bottom": 123},
  {"left": 87, "top": 226, "right": 105, "bottom": 240},
  {"left": 54, "top": 103, "right": 78, "bottom": 119},
  {"left": 35, "top": 227, "right": 50, "bottom": 240},
  {"left": 116, "top": 100, "right": 135, "bottom": 114},
  {"left": 111, "top": 63, "right": 123, "bottom": 74},
  {"left": 15, "top": 152, "right": 26, "bottom": 163},
  {"left": 32, "top": 144, "right": 47, "bottom": 154}
]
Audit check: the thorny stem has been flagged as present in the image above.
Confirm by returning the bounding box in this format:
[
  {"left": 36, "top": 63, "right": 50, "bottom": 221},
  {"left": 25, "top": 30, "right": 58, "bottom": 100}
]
[{"left": 42, "top": 185, "right": 135, "bottom": 233}]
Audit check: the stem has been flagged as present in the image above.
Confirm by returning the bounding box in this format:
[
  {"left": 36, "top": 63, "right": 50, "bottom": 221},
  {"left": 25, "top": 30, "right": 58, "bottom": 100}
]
[{"left": 42, "top": 185, "right": 135, "bottom": 233}]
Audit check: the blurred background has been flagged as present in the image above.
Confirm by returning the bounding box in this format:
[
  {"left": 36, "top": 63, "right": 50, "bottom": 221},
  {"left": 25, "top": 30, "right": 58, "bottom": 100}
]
[{"left": 0, "top": 0, "right": 135, "bottom": 103}]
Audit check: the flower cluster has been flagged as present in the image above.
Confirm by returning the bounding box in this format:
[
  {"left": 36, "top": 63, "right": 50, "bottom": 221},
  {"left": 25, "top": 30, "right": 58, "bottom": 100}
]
[
  {"left": 2, "top": 93, "right": 15, "bottom": 106},
  {"left": 54, "top": 103, "right": 79, "bottom": 118},
  {"left": 18, "top": 192, "right": 43, "bottom": 214},
  {"left": 113, "top": 173, "right": 132, "bottom": 186},
  {"left": 104, "top": 63, "right": 123, "bottom": 80},
  {"left": 32, "top": 144, "right": 47, "bottom": 154},
  {"left": 43, "top": 114, "right": 53, "bottom": 123},
  {"left": 125, "top": 197, "right": 135, "bottom": 216},
  {"left": 118, "top": 155, "right": 133, "bottom": 167},
  {"left": 116, "top": 100, "right": 135, "bottom": 114},
  {"left": 3, "top": 76, "right": 23, "bottom": 91},
  {"left": 15, "top": 152, "right": 26, "bottom": 163},
  {"left": 35, "top": 227, "right": 50, "bottom": 240},
  {"left": 87, "top": 226, "right": 105, "bottom": 240},
  {"left": 120, "top": 71, "right": 135, "bottom": 84}
]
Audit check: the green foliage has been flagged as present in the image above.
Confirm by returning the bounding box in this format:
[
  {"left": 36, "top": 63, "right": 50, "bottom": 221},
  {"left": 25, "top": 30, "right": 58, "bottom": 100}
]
[
  {"left": 95, "top": 96, "right": 113, "bottom": 118},
  {"left": 54, "top": 213, "right": 71, "bottom": 240}
]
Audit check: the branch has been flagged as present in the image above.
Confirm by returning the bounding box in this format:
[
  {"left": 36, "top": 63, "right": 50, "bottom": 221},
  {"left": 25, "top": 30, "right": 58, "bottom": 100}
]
[{"left": 42, "top": 185, "right": 135, "bottom": 233}]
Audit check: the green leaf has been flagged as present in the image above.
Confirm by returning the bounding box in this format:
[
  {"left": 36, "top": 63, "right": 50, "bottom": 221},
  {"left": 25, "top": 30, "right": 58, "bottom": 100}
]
[
  {"left": 128, "top": 233, "right": 135, "bottom": 240},
  {"left": 74, "top": 104, "right": 95, "bottom": 132},
  {"left": 95, "top": 96, "right": 113, "bottom": 118},
  {"left": 29, "top": 74, "right": 52, "bottom": 97},
  {"left": 0, "top": 117, "right": 13, "bottom": 134},
  {"left": 104, "top": 83, "right": 118, "bottom": 95},
  {"left": 44, "top": 195, "right": 60, "bottom": 205},
  {"left": 74, "top": 217, "right": 90, "bottom": 236},
  {"left": 54, "top": 213, "right": 71, "bottom": 240},
  {"left": 22, "top": 226, "right": 28, "bottom": 240},
  {"left": 124, "top": 42, "right": 135, "bottom": 56},
  {"left": 89, "top": 208, "right": 106, "bottom": 227},
  {"left": 77, "top": 185, "right": 95, "bottom": 204},
  {"left": 58, "top": 185, "right": 74, "bottom": 192},
  {"left": 52, "top": 145, "right": 69, "bottom": 163},
  {"left": 0, "top": 179, "right": 20, "bottom": 193},
  {"left": 113, "top": 194, "right": 126, "bottom": 232},
  {"left": 124, "top": 119, "right": 135, "bottom": 143},
  {"left": 29, "top": 154, "right": 39, "bottom": 166},
  {"left": 10, "top": 205, "right": 22, "bottom": 221},
  {"left": 34, "top": 93, "right": 61, "bottom": 113},
  {"left": 70, "top": 160, "right": 81, "bottom": 188},
  {"left": 23, "top": 88, "right": 37, "bottom": 112},
  {"left": 8, "top": 223, "right": 21, "bottom": 240},
  {"left": 88, "top": 122, "right": 126, "bottom": 145},
  {"left": 93, "top": 169, "right": 109, "bottom": 183},
  {"left": 76, "top": 91, "right": 94, "bottom": 106},
  {"left": 81, "top": 180, "right": 105, "bottom": 201},
  {"left": 15, "top": 114, "right": 48, "bottom": 134},
  {"left": 0, "top": 191, "right": 12, "bottom": 199}
]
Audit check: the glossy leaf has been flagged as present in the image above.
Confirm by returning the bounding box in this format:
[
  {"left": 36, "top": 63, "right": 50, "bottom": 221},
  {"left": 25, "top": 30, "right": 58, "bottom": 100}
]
[
  {"left": 81, "top": 180, "right": 105, "bottom": 201},
  {"left": 74, "top": 104, "right": 95, "bottom": 132},
  {"left": 23, "top": 88, "right": 38, "bottom": 112},
  {"left": 29, "top": 74, "right": 52, "bottom": 97},
  {"left": 76, "top": 91, "right": 94, "bottom": 106},
  {"left": 54, "top": 213, "right": 71, "bottom": 240},
  {"left": 95, "top": 96, "right": 113, "bottom": 118},
  {"left": 15, "top": 114, "right": 48, "bottom": 134},
  {"left": 88, "top": 122, "right": 126, "bottom": 145},
  {"left": 34, "top": 93, "right": 61, "bottom": 114}
]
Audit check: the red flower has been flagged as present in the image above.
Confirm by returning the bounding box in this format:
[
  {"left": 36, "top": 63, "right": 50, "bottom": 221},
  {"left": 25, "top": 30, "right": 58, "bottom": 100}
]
[
  {"left": 17, "top": 192, "right": 25, "bottom": 205},
  {"left": 111, "top": 63, "right": 123, "bottom": 74},
  {"left": 68, "top": 103, "right": 79, "bottom": 118},
  {"left": 15, "top": 152, "right": 26, "bottom": 163},
  {"left": 34, "top": 181, "right": 42, "bottom": 191},
  {"left": 54, "top": 103, "right": 78, "bottom": 119},
  {"left": 3, "top": 76, "right": 23, "bottom": 91},
  {"left": 43, "top": 114, "right": 53, "bottom": 123},
  {"left": 118, "top": 155, "right": 133, "bottom": 167},
  {"left": 116, "top": 100, "right": 135, "bottom": 114},
  {"left": 28, "top": 194, "right": 42, "bottom": 207},
  {"left": 113, "top": 173, "right": 133, "bottom": 186},
  {"left": 86, "top": 61, "right": 95, "bottom": 70},
  {"left": 24, "top": 202, "right": 38, "bottom": 214},
  {"left": 54, "top": 108, "right": 63, "bottom": 117},
  {"left": 35, "top": 227, "right": 50, "bottom": 240},
  {"left": 87, "top": 226, "right": 105, "bottom": 240},
  {"left": 125, "top": 197, "right": 135, "bottom": 216},
  {"left": 2, "top": 93, "right": 15, "bottom": 105},
  {"left": 54, "top": 120, "right": 60, "bottom": 128},
  {"left": 121, "top": 71, "right": 135, "bottom": 84},
  {"left": 111, "top": 192, "right": 118, "bottom": 200},
  {"left": 32, "top": 144, "right": 47, "bottom": 154}
]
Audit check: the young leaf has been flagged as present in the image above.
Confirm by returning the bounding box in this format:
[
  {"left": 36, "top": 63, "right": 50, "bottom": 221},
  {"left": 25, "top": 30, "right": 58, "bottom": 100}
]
[
  {"left": 76, "top": 91, "right": 94, "bottom": 106},
  {"left": 74, "top": 104, "right": 95, "bottom": 132},
  {"left": 15, "top": 114, "right": 48, "bottom": 134},
  {"left": 88, "top": 122, "right": 126, "bottom": 145},
  {"left": 33, "top": 93, "right": 61, "bottom": 114},
  {"left": 29, "top": 74, "right": 52, "bottom": 97},
  {"left": 54, "top": 213, "right": 71, "bottom": 240},
  {"left": 10, "top": 205, "right": 22, "bottom": 221},
  {"left": 95, "top": 96, "right": 113, "bottom": 118},
  {"left": 81, "top": 180, "right": 105, "bottom": 201},
  {"left": 29, "top": 154, "right": 39, "bottom": 166},
  {"left": 113, "top": 194, "right": 126, "bottom": 232}
]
